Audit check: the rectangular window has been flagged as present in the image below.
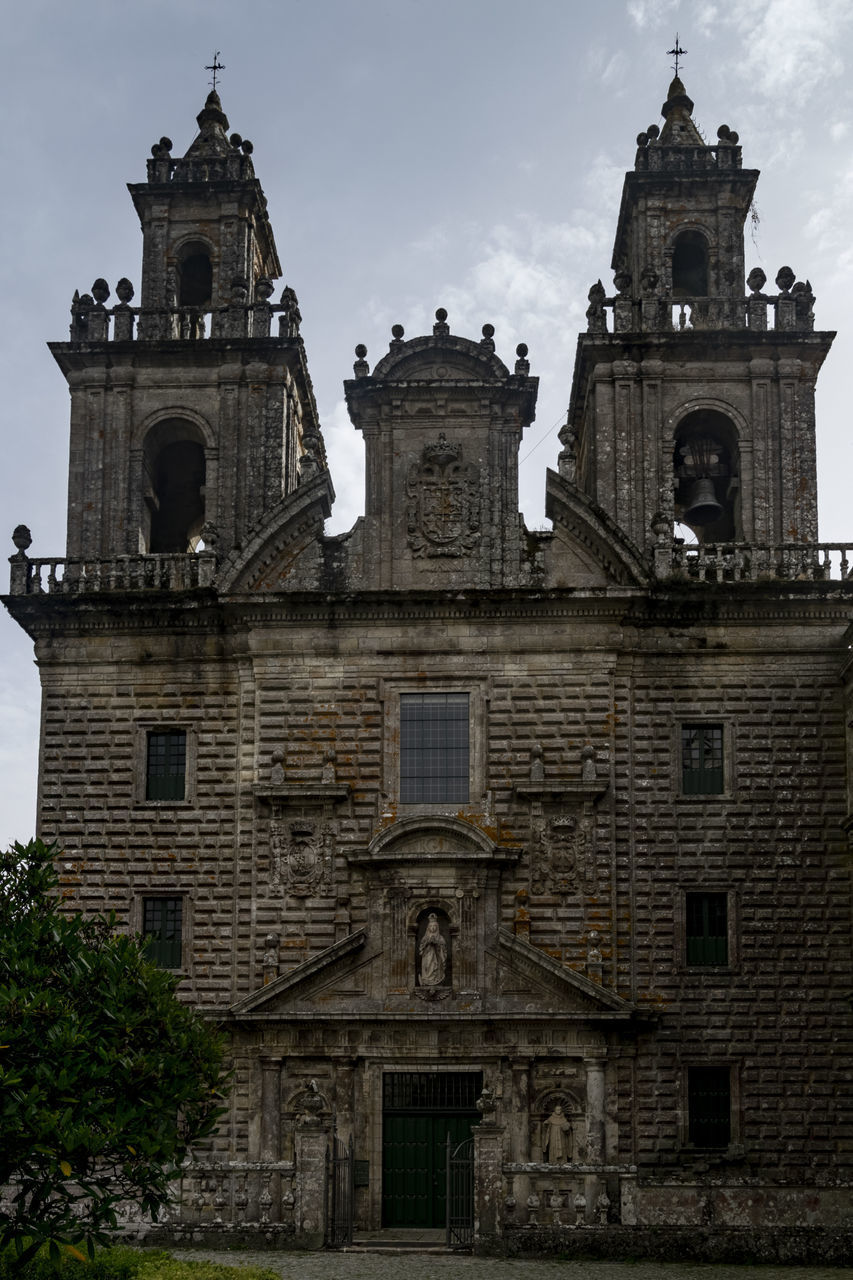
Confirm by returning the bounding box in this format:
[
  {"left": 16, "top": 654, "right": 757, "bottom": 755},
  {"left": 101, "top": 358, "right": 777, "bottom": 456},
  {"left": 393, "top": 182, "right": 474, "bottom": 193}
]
[
  {"left": 400, "top": 693, "right": 469, "bottom": 803},
  {"left": 681, "top": 723, "right": 724, "bottom": 795},
  {"left": 146, "top": 730, "right": 187, "bottom": 801},
  {"left": 686, "top": 892, "right": 728, "bottom": 966},
  {"left": 688, "top": 1066, "right": 731, "bottom": 1148},
  {"left": 142, "top": 896, "right": 183, "bottom": 969}
]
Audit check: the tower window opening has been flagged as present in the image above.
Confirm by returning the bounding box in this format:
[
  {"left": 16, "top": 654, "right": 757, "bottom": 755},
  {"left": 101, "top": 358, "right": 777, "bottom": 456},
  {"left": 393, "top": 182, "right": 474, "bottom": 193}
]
[
  {"left": 143, "top": 422, "right": 207, "bottom": 554},
  {"left": 672, "top": 230, "right": 709, "bottom": 298},
  {"left": 178, "top": 251, "right": 213, "bottom": 308},
  {"left": 673, "top": 409, "right": 739, "bottom": 543}
]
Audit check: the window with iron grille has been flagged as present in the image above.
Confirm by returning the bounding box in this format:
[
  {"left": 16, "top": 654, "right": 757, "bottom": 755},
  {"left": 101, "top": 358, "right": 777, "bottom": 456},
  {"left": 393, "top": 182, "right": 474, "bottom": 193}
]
[
  {"left": 146, "top": 729, "right": 187, "bottom": 801},
  {"left": 688, "top": 1066, "right": 731, "bottom": 1147},
  {"left": 142, "top": 896, "right": 183, "bottom": 969},
  {"left": 383, "top": 1072, "right": 482, "bottom": 1113},
  {"left": 686, "top": 892, "right": 728, "bottom": 966},
  {"left": 681, "top": 723, "right": 724, "bottom": 795},
  {"left": 400, "top": 693, "right": 469, "bottom": 803}
]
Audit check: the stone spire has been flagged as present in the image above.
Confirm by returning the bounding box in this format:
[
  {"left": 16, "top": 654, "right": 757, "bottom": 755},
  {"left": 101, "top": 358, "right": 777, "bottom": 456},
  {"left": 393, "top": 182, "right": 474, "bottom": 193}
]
[
  {"left": 184, "top": 90, "right": 232, "bottom": 159},
  {"left": 658, "top": 75, "right": 704, "bottom": 145}
]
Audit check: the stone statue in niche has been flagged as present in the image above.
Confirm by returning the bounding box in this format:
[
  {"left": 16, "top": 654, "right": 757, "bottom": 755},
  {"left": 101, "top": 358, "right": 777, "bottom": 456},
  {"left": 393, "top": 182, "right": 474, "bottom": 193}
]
[
  {"left": 542, "top": 1104, "right": 572, "bottom": 1163},
  {"left": 419, "top": 912, "right": 448, "bottom": 986},
  {"left": 406, "top": 434, "right": 481, "bottom": 558}
]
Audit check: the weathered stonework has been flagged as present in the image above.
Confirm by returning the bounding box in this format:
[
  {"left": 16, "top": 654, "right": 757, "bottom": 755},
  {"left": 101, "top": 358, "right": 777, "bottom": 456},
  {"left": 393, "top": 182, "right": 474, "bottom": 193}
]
[{"left": 4, "top": 78, "right": 853, "bottom": 1257}]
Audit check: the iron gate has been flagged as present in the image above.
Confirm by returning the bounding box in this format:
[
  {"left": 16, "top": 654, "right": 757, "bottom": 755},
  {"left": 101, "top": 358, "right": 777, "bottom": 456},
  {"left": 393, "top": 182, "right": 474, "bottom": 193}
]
[
  {"left": 445, "top": 1134, "right": 474, "bottom": 1248},
  {"left": 325, "top": 1133, "right": 354, "bottom": 1248}
]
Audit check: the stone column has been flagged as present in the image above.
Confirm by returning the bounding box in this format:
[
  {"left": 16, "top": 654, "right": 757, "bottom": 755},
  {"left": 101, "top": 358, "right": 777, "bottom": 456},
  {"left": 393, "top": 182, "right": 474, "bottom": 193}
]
[
  {"left": 259, "top": 1054, "right": 281, "bottom": 1160},
  {"left": 473, "top": 1120, "right": 506, "bottom": 1248},
  {"left": 584, "top": 1055, "right": 607, "bottom": 1164},
  {"left": 259, "top": 1053, "right": 281, "bottom": 1223},
  {"left": 509, "top": 1060, "right": 531, "bottom": 1163}
]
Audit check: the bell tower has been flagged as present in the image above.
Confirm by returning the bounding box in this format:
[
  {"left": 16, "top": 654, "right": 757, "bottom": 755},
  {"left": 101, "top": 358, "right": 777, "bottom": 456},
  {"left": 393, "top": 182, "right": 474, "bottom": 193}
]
[
  {"left": 558, "top": 76, "right": 834, "bottom": 550},
  {"left": 53, "top": 92, "right": 328, "bottom": 563}
]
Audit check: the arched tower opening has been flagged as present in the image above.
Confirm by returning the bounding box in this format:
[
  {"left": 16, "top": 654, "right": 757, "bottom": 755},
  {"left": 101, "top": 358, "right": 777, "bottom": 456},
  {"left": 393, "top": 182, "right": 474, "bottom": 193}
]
[
  {"left": 672, "top": 230, "right": 709, "bottom": 298},
  {"left": 177, "top": 242, "right": 213, "bottom": 308},
  {"left": 673, "top": 409, "right": 739, "bottom": 543},
  {"left": 142, "top": 419, "right": 207, "bottom": 553}
]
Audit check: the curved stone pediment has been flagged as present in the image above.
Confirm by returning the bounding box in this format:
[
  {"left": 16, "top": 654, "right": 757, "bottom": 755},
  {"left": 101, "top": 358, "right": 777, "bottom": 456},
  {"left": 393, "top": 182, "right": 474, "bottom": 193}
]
[
  {"left": 216, "top": 470, "right": 334, "bottom": 593},
  {"left": 348, "top": 814, "right": 520, "bottom": 867},
  {"left": 544, "top": 469, "right": 650, "bottom": 588},
  {"left": 369, "top": 334, "right": 511, "bottom": 384}
]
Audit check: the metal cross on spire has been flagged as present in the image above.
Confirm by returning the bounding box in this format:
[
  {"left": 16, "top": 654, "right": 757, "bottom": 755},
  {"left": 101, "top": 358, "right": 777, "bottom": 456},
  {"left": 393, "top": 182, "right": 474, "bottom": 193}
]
[
  {"left": 205, "top": 51, "right": 225, "bottom": 92},
  {"left": 667, "top": 34, "right": 687, "bottom": 76}
]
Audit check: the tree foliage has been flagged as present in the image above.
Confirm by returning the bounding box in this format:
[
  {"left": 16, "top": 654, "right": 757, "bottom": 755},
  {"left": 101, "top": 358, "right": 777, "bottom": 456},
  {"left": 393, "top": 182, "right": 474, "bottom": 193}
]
[{"left": 0, "top": 841, "right": 227, "bottom": 1267}]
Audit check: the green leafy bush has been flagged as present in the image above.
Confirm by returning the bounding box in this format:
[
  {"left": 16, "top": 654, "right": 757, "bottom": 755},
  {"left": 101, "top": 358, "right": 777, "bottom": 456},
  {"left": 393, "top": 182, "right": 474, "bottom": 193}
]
[{"left": 0, "top": 842, "right": 228, "bottom": 1269}]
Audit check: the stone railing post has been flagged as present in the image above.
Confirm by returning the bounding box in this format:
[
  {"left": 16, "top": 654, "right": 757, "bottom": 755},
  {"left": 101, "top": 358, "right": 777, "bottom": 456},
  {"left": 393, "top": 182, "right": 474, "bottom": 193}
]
[
  {"left": 473, "top": 1118, "right": 506, "bottom": 1247},
  {"left": 294, "top": 1115, "right": 329, "bottom": 1247}
]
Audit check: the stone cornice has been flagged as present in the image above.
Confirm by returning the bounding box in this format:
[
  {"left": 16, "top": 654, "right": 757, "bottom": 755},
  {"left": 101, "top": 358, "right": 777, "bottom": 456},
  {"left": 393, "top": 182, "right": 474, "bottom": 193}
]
[{"left": 6, "top": 581, "right": 853, "bottom": 644}]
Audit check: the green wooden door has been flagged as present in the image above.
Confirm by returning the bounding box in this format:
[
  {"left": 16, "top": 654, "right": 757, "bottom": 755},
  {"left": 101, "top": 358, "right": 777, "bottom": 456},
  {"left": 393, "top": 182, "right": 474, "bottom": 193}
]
[{"left": 382, "top": 1113, "right": 474, "bottom": 1228}]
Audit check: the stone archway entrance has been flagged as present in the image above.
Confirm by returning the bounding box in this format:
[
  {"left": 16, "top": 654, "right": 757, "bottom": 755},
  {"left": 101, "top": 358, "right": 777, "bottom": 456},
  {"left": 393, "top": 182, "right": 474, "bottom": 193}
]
[{"left": 381, "top": 1071, "right": 481, "bottom": 1228}]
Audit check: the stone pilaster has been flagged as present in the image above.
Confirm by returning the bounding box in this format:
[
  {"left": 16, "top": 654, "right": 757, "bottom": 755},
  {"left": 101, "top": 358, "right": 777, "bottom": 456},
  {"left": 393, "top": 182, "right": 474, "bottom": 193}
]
[{"left": 473, "top": 1120, "right": 506, "bottom": 1247}]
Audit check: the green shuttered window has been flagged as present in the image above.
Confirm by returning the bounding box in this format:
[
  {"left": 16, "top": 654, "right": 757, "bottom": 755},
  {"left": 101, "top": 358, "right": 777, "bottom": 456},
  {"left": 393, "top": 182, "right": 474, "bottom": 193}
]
[
  {"left": 142, "top": 896, "right": 183, "bottom": 969},
  {"left": 686, "top": 891, "right": 728, "bottom": 966},
  {"left": 688, "top": 1066, "right": 731, "bottom": 1148},
  {"left": 681, "top": 723, "right": 724, "bottom": 795}
]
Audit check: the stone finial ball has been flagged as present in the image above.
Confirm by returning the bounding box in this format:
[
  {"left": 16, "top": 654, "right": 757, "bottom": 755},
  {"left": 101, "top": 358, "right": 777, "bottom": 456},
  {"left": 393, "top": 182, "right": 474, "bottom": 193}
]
[
  {"left": 646, "top": 124, "right": 660, "bottom": 139},
  {"left": 717, "top": 124, "right": 730, "bottom": 140},
  {"left": 241, "top": 139, "right": 254, "bottom": 154},
  {"left": 729, "top": 131, "right": 739, "bottom": 144},
  {"left": 482, "top": 323, "right": 495, "bottom": 338},
  {"left": 12, "top": 525, "right": 32, "bottom": 552},
  {"left": 435, "top": 307, "right": 448, "bottom": 322},
  {"left": 636, "top": 132, "right": 649, "bottom": 147},
  {"left": 516, "top": 343, "right": 528, "bottom": 358},
  {"left": 355, "top": 343, "right": 367, "bottom": 358},
  {"left": 91, "top": 279, "right": 110, "bottom": 304},
  {"left": 159, "top": 137, "right": 172, "bottom": 152},
  {"left": 116, "top": 278, "right": 135, "bottom": 303},
  {"left": 391, "top": 324, "right": 405, "bottom": 339},
  {"left": 775, "top": 265, "right": 795, "bottom": 292},
  {"left": 229, "top": 133, "right": 243, "bottom": 148}
]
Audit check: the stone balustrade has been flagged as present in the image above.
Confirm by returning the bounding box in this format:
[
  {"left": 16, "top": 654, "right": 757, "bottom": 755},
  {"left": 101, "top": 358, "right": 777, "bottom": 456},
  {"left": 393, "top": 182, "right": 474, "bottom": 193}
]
[
  {"left": 586, "top": 289, "right": 815, "bottom": 336},
  {"left": 8, "top": 553, "right": 216, "bottom": 596},
  {"left": 9, "top": 543, "right": 853, "bottom": 595},
  {"left": 502, "top": 1162, "right": 632, "bottom": 1227},
  {"left": 67, "top": 279, "right": 303, "bottom": 344},
  {"left": 161, "top": 1160, "right": 297, "bottom": 1232},
  {"left": 656, "top": 541, "right": 853, "bottom": 584}
]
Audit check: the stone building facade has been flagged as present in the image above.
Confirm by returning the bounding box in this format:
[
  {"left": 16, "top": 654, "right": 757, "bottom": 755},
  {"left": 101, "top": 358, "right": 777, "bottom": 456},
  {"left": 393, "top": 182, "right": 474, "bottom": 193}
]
[{"left": 5, "top": 78, "right": 853, "bottom": 1248}]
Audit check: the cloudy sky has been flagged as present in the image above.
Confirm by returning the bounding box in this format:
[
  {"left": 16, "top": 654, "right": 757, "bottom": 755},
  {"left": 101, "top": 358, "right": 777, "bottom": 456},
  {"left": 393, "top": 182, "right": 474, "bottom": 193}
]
[{"left": 1, "top": 0, "right": 851, "bottom": 847}]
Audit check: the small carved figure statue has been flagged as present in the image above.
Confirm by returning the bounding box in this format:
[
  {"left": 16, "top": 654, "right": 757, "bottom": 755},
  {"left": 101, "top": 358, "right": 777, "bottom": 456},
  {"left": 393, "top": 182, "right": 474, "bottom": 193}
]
[
  {"left": 418, "top": 912, "right": 447, "bottom": 987},
  {"left": 542, "top": 1104, "right": 572, "bottom": 1163}
]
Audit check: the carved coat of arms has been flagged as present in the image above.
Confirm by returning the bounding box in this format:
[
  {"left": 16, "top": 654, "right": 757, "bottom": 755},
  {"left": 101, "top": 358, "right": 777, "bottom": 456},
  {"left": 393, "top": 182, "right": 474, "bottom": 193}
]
[
  {"left": 406, "top": 433, "right": 480, "bottom": 557},
  {"left": 531, "top": 814, "right": 596, "bottom": 896},
  {"left": 270, "top": 819, "right": 330, "bottom": 896}
]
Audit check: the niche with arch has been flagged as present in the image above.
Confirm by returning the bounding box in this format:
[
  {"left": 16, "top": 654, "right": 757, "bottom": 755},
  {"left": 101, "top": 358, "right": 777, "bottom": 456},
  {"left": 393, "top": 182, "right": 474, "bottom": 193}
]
[
  {"left": 142, "top": 418, "right": 207, "bottom": 553},
  {"left": 672, "top": 229, "right": 710, "bottom": 298},
  {"left": 673, "top": 409, "right": 740, "bottom": 543},
  {"left": 531, "top": 1087, "right": 583, "bottom": 1164},
  {"left": 414, "top": 906, "right": 452, "bottom": 991}
]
